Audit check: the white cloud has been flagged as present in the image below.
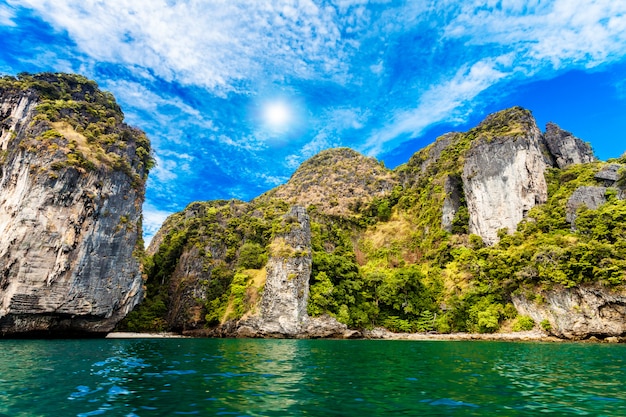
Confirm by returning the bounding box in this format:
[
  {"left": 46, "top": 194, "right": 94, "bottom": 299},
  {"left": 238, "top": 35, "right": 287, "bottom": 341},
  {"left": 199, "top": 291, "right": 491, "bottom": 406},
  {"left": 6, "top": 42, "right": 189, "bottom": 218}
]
[
  {"left": 12, "top": 0, "right": 360, "bottom": 93},
  {"left": 364, "top": 0, "right": 626, "bottom": 156},
  {"left": 0, "top": 4, "right": 16, "bottom": 26},
  {"left": 363, "top": 59, "right": 506, "bottom": 155},
  {"left": 142, "top": 202, "right": 174, "bottom": 246},
  {"left": 102, "top": 79, "right": 210, "bottom": 129},
  {"left": 445, "top": 0, "right": 626, "bottom": 70}
]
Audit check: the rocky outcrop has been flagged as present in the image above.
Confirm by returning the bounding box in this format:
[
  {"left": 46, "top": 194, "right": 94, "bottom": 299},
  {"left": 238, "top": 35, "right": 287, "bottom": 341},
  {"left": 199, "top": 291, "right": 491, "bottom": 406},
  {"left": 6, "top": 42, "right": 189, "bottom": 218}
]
[
  {"left": 543, "top": 122, "right": 595, "bottom": 168},
  {"left": 595, "top": 163, "right": 622, "bottom": 184},
  {"left": 0, "top": 73, "right": 151, "bottom": 336},
  {"left": 463, "top": 109, "right": 549, "bottom": 245},
  {"left": 231, "top": 206, "right": 354, "bottom": 338},
  {"left": 513, "top": 286, "right": 626, "bottom": 339},
  {"left": 441, "top": 174, "right": 463, "bottom": 233},
  {"left": 565, "top": 186, "right": 609, "bottom": 226},
  {"left": 257, "top": 206, "right": 312, "bottom": 336}
]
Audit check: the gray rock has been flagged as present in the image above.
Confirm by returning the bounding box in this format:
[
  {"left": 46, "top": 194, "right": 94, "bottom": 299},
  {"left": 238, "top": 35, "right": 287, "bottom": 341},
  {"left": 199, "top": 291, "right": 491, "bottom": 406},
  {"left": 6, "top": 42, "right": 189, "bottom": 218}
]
[
  {"left": 565, "top": 186, "right": 608, "bottom": 226},
  {"left": 441, "top": 175, "right": 463, "bottom": 233},
  {"left": 595, "top": 163, "right": 622, "bottom": 184},
  {"left": 0, "top": 85, "right": 148, "bottom": 336},
  {"left": 462, "top": 118, "right": 548, "bottom": 245},
  {"left": 513, "top": 286, "right": 626, "bottom": 340},
  {"left": 257, "top": 206, "right": 312, "bottom": 336},
  {"left": 543, "top": 122, "right": 596, "bottom": 168}
]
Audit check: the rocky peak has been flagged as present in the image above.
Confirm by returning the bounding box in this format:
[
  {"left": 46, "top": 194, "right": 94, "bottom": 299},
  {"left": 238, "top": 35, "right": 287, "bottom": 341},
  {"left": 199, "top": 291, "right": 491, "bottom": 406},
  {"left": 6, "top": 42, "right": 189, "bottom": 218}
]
[
  {"left": 543, "top": 122, "right": 596, "bottom": 168},
  {"left": 462, "top": 107, "right": 549, "bottom": 245},
  {"left": 258, "top": 147, "right": 398, "bottom": 217}
]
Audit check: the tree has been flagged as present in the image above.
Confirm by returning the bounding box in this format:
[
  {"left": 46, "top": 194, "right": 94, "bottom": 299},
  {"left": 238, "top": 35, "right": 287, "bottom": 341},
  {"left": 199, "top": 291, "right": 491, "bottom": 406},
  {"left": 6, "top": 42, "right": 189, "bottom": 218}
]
[{"left": 237, "top": 242, "right": 267, "bottom": 269}]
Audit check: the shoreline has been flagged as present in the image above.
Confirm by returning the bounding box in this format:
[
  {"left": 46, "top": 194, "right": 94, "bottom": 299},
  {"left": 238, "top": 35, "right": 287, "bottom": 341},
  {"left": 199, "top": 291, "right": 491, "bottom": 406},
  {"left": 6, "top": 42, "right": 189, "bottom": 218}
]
[
  {"left": 106, "top": 332, "right": 188, "bottom": 339},
  {"left": 105, "top": 329, "right": 564, "bottom": 342},
  {"left": 361, "top": 328, "right": 564, "bottom": 342},
  {"left": 105, "top": 328, "right": 623, "bottom": 343}
]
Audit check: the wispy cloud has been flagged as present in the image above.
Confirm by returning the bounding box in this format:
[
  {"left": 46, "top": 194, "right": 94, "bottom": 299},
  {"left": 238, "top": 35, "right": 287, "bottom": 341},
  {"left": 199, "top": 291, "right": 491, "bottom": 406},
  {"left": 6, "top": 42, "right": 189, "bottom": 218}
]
[
  {"left": 364, "top": 0, "right": 626, "bottom": 156},
  {"left": 446, "top": 0, "right": 626, "bottom": 68},
  {"left": 11, "top": 0, "right": 359, "bottom": 93},
  {"left": 142, "top": 202, "right": 174, "bottom": 246},
  {"left": 363, "top": 59, "right": 506, "bottom": 155},
  {"left": 0, "top": 3, "right": 16, "bottom": 26}
]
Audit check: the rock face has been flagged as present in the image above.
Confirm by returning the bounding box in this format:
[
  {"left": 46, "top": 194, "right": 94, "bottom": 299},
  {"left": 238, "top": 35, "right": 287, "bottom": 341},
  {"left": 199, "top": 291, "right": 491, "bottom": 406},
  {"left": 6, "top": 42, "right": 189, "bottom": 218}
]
[
  {"left": 463, "top": 109, "right": 549, "bottom": 245},
  {"left": 257, "top": 206, "right": 312, "bottom": 336},
  {"left": 513, "top": 287, "right": 626, "bottom": 339},
  {"left": 441, "top": 174, "right": 463, "bottom": 233},
  {"left": 543, "top": 122, "right": 596, "bottom": 168},
  {"left": 0, "top": 73, "right": 151, "bottom": 336},
  {"left": 234, "top": 206, "right": 353, "bottom": 338},
  {"left": 565, "top": 186, "right": 609, "bottom": 226},
  {"left": 595, "top": 163, "right": 622, "bottom": 184}
]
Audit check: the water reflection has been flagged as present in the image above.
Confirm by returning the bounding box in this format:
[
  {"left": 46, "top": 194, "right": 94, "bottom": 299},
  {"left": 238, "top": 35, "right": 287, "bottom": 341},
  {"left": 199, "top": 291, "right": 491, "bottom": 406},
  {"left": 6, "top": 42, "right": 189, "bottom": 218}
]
[
  {"left": 2, "top": 339, "right": 626, "bottom": 416},
  {"left": 494, "top": 343, "right": 626, "bottom": 415}
]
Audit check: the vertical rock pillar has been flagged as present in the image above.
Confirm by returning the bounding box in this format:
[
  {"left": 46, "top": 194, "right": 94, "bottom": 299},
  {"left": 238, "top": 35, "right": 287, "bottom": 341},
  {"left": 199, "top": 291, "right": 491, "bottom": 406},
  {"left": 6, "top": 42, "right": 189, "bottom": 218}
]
[{"left": 259, "top": 206, "right": 312, "bottom": 336}]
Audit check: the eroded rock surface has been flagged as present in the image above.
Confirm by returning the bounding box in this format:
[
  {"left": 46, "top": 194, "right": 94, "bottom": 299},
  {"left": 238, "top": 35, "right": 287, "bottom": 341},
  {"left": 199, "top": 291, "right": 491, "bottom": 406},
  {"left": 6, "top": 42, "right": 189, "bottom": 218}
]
[
  {"left": 463, "top": 110, "right": 549, "bottom": 245},
  {"left": 565, "top": 186, "right": 609, "bottom": 226},
  {"left": 543, "top": 122, "right": 596, "bottom": 168},
  {"left": 513, "top": 286, "right": 626, "bottom": 339},
  {"left": 233, "top": 206, "right": 352, "bottom": 338},
  {"left": 0, "top": 74, "right": 150, "bottom": 336}
]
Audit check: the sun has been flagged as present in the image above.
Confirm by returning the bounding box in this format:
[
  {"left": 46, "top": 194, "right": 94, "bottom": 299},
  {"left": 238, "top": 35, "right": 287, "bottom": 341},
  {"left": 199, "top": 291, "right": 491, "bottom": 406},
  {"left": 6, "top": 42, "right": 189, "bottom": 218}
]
[{"left": 263, "top": 101, "right": 291, "bottom": 129}]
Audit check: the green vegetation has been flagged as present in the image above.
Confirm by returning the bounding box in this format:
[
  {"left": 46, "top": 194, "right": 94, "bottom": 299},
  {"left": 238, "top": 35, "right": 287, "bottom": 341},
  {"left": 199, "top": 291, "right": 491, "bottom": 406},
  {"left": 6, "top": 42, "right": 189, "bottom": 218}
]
[
  {"left": 512, "top": 315, "right": 535, "bottom": 331},
  {"left": 0, "top": 72, "right": 154, "bottom": 183},
  {"left": 127, "top": 109, "right": 626, "bottom": 335},
  {"left": 119, "top": 198, "right": 287, "bottom": 331}
]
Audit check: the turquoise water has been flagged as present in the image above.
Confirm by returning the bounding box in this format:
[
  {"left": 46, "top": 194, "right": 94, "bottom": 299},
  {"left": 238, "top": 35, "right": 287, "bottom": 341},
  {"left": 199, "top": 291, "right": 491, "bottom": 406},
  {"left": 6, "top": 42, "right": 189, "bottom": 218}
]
[{"left": 0, "top": 339, "right": 625, "bottom": 416}]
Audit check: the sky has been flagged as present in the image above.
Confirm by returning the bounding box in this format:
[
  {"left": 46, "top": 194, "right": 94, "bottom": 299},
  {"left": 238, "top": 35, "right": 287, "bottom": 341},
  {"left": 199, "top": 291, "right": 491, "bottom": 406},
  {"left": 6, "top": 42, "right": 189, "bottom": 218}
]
[{"left": 0, "top": 1, "right": 625, "bottom": 243}]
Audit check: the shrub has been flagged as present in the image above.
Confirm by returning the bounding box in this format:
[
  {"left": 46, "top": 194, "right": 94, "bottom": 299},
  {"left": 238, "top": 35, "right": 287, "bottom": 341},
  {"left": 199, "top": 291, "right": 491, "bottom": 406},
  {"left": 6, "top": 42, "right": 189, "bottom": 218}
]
[
  {"left": 512, "top": 315, "right": 535, "bottom": 331},
  {"left": 237, "top": 242, "right": 267, "bottom": 269}
]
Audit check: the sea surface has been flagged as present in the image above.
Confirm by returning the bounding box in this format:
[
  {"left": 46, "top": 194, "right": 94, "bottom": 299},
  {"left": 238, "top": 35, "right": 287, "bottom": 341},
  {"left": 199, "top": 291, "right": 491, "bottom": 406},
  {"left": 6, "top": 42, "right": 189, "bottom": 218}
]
[{"left": 0, "top": 338, "right": 625, "bottom": 416}]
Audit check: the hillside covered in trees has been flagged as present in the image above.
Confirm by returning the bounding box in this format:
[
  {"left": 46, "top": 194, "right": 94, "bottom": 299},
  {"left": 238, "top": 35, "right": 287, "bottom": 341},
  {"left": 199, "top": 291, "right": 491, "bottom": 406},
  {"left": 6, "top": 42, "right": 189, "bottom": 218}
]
[{"left": 122, "top": 107, "right": 626, "bottom": 339}]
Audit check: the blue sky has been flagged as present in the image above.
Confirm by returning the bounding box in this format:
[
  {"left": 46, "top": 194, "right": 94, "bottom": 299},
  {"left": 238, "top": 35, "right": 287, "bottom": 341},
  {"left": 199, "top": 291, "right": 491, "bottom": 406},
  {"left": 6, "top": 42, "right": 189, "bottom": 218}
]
[{"left": 1, "top": 1, "right": 625, "bottom": 243}]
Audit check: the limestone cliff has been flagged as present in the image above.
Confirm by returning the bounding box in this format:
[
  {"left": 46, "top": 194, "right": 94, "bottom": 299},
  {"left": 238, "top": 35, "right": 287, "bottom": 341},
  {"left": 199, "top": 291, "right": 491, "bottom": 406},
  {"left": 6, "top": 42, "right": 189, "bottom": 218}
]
[
  {"left": 461, "top": 108, "right": 549, "bottom": 245},
  {"left": 234, "top": 206, "right": 352, "bottom": 338},
  {"left": 256, "top": 206, "right": 311, "bottom": 335},
  {"left": 0, "top": 73, "right": 152, "bottom": 335},
  {"left": 140, "top": 106, "right": 626, "bottom": 340},
  {"left": 513, "top": 287, "right": 626, "bottom": 339}
]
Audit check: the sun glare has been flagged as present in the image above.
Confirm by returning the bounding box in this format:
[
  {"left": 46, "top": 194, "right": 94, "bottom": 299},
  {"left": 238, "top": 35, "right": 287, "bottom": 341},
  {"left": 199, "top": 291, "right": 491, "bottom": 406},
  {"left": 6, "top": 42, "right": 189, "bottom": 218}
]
[{"left": 263, "top": 101, "right": 290, "bottom": 129}]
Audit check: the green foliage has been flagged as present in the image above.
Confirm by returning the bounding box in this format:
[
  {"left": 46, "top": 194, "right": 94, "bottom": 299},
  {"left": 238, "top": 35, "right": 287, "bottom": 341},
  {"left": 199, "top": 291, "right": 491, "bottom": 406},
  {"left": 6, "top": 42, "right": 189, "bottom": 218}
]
[
  {"left": 540, "top": 319, "right": 552, "bottom": 332},
  {"left": 376, "top": 200, "right": 391, "bottom": 221},
  {"left": 0, "top": 72, "right": 154, "bottom": 183},
  {"left": 225, "top": 272, "right": 249, "bottom": 321},
  {"left": 415, "top": 310, "right": 435, "bottom": 332},
  {"left": 465, "top": 295, "right": 506, "bottom": 333},
  {"left": 512, "top": 315, "right": 535, "bottom": 331},
  {"left": 451, "top": 205, "right": 469, "bottom": 234},
  {"left": 308, "top": 272, "right": 335, "bottom": 316},
  {"left": 237, "top": 242, "right": 267, "bottom": 269}
]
